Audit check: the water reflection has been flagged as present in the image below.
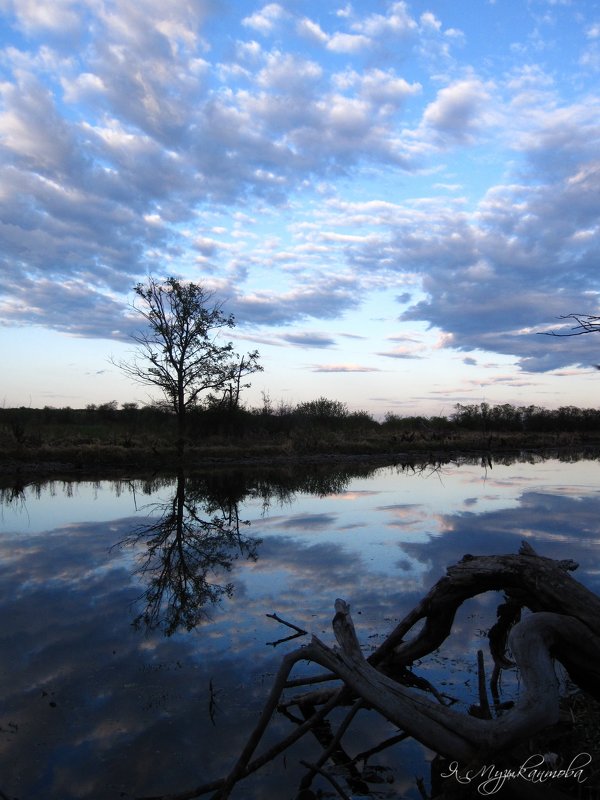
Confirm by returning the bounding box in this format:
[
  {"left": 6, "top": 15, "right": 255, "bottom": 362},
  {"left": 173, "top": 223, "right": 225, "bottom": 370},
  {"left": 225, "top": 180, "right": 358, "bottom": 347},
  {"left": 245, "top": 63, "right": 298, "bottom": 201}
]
[
  {"left": 0, "top": 462, "right": 378, "bottom": 637},
  {"left": 120, "top": 469, "right": 262, "bottom": 636},
  {"left": 1, "top": 455, "right": 600, "bottom": 799}
]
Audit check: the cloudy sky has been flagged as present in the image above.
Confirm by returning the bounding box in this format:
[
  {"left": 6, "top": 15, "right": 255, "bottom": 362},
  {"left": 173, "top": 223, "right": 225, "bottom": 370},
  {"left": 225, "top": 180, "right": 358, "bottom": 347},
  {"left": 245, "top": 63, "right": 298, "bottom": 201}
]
[{"left": 1, "top": 0, "right": 600, "bottom": 414}]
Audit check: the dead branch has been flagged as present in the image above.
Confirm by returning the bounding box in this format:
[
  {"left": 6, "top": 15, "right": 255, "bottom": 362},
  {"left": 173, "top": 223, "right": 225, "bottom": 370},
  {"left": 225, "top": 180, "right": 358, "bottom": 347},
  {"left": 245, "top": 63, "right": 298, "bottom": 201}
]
[
  {"left": 143, "top": 543, "right": 600, "bottom": 800},
  {"left": 302, "top": 605, "right": 600, "bottom": 760},
  {"left": 353, "top": 731, "right": 411, "bottom": 765},
  {"left": 266, "top": 612, "right": 307, "bottom": 635},
  {"left": 298, "top": 760, "right": 351, "bottom": 800},
  {"left": 368, "top": 542, "right": 600, "bottom": 678},
  {"left": 296, "top": 697, "right": 364, "bottom": 794}
]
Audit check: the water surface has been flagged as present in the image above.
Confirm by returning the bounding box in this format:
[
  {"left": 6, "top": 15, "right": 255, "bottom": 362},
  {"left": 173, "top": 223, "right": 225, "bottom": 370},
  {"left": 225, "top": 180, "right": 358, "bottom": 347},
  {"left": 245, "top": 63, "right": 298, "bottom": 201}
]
[{"left": 1, "top": 456, "right": 599, "bottom": 799}]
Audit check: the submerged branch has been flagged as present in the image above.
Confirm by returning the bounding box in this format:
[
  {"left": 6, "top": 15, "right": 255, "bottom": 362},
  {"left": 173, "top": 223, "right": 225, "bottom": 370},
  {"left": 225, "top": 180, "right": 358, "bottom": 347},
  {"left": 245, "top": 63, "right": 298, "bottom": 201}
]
[{"left": 142, "top": 543, "right": 600, "bottom": 799}]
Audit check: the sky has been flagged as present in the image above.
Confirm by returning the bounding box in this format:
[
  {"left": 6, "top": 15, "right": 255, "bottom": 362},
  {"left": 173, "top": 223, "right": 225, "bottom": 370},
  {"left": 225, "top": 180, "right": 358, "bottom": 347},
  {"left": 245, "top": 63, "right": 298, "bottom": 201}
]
[{"left": 1, "top": 0, "right": 600, "bottom": 416}]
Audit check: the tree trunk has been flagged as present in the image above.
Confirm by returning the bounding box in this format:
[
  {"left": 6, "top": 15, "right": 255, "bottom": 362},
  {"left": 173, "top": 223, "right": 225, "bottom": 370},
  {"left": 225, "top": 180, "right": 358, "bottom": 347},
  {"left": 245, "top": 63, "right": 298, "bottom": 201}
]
[{"left": 176, "top": 403, "right": 186, "bottom": 460}]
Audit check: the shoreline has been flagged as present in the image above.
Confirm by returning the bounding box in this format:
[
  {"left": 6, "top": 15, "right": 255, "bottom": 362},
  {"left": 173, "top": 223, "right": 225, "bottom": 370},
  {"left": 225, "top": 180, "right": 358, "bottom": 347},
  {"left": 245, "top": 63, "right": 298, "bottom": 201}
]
[{"left": 2, "top": 442, "right": 599, "bottom": 486}]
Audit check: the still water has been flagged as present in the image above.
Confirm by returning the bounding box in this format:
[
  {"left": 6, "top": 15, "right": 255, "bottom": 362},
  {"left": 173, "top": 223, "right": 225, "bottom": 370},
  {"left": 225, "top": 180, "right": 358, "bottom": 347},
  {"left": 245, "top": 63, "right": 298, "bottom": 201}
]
[{"left": 1, "top": 456, "right": 599, "bottom": 799}]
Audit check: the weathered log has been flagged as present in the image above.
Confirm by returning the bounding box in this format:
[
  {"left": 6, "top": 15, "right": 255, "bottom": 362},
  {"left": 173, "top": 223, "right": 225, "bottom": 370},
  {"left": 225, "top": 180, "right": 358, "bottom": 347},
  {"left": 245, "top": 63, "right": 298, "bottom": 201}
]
[
  {"left": 309, "top": 600, "right": 600, "bottom": 760},
  {"left": 370, "top": 542, "right": 600, "bottom": 672},
  {"left": 140, "top": 544, "right": 600, "bottom": 800}
]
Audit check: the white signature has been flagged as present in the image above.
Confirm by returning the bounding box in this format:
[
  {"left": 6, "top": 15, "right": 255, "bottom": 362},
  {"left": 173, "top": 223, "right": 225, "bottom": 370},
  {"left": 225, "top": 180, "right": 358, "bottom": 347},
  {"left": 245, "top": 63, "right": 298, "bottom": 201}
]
[{"left": 440, "top": 753, "right": 591, "bottom": 796}]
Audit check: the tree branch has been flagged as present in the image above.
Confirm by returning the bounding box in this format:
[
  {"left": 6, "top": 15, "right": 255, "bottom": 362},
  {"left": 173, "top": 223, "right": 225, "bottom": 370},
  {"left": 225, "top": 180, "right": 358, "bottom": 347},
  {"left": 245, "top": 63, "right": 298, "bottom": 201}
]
[
  {"left": 540, "top": 313, "right": 600, "bottom": 337},
  {"left": 142, "top": 545, "right": 600, "bottom": 799}
]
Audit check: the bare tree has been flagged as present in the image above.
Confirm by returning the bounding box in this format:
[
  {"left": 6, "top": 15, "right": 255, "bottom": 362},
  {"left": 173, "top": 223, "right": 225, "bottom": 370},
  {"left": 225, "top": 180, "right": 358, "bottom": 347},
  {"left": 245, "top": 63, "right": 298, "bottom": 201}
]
[{"left": 117, "top": 277, "right": 261, "bottom": 457}]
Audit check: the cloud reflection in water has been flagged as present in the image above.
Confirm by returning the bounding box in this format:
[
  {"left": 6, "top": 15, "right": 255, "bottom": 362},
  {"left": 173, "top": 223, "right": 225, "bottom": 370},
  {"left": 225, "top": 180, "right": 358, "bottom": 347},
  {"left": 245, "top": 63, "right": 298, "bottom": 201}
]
[{"left": 1, "top": 457, "right": 600, "bottom": 798}]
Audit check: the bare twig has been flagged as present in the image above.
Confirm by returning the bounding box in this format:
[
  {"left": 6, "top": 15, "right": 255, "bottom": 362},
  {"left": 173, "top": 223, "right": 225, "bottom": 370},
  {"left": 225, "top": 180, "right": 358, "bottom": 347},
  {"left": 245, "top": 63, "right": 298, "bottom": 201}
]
[
  {"left": 490, "top": 662, "right": 501, "bottom": 708},
  {"left": 266, "top": 612, "right": 307, "bottom": 635},
  {"left": 539, "top": 313, "right": 600, "bottom": 337},
  {"left": 210, "top": 642, "right": 349, "bottom": 800},
  {"left": 416, "top": 776, "right": 430, "bottom": 800},
  {"left": 297, "top": 698, "right": 364, "bottom": 792},
  {"left": 210, "top": 648, "right": 305, "bottom": 799},
  {"left": 285, "top": 671, "right": 338, "bottom": 688},
  {"left": 299, "top": 760, "right": 352, "bottom": 800},
  {"left": 281, "top": 686, "right": 345, "bottom": 709},
  {"left": 137, "top": 686, "right": 345, "bottom": 800},
  {"left": 208, "top": 679, "right": 218, "bottom": 726},
  {"left": 267, "top": 631, "right": 306, "bottom": 647},
  {"left": 476, "top": 649, "right": 492, "bottom": 719},
  {"left": 354, "top": 731, "right": 410, "bottom": 764}
]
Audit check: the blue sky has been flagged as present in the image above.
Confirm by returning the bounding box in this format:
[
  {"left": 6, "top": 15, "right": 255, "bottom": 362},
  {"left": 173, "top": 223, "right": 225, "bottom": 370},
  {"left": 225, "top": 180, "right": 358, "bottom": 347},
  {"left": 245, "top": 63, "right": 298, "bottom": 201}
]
[{"left": 1, "top": 0, "right": 599, "bottom": 415}]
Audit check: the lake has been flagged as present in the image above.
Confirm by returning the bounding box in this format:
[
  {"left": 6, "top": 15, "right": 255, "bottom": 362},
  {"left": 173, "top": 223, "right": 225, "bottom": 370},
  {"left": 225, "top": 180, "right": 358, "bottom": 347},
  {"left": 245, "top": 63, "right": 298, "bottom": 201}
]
[{"left": 1, "top": 454, "right": 599, "bottom": 799}]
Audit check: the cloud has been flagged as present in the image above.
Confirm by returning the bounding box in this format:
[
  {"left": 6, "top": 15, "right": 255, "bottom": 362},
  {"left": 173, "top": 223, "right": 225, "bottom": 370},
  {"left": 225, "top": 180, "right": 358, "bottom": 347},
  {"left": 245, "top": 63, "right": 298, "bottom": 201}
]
[
  {"left": 327, "top": 31, "right": 371, "bottom": 53},
  {"left": 1, "top": 0, "right": 87, "bottom": 37},
  {"left": 353, "top": 2, "right": 418, "bottom": 39},
  {"left": 399, "top": 489, "right": 600, "bottom": 598},
  {"left": 296, "top": 16, "right": 329, "bottom": 45},
  {"left": 311, "top": 363, "right": 382, "bottom": 372},
  {"left": 225, "top": 271, "right": 361, "bottom": 328},
  {"left": 395, "top": 129, "right": 600, "bottom": 370},
  {"left": 315, "top": 92, "right": 600, "bottom": 373},
  {"left": 376, "top": 344, "right": 424, "bottom": 359},
  {"left": 0, "top": 71, "right": 83, "bottom": 173},
  {"left": 333, "top": 67, "right": 421, "bottom": 109},
  {"left": 0, "top": 0, "right": 599, "bottom": 384},
  {"left": 280, "top": 331, "right": 336, "bottom": 348},
  {"left": 296, "top": 2, "right": 424, "bottom": 55},
  {"left": 421, "top": 78, "right": 495, "bottom": 145},
  {"left": 256, "top": 50, "right": 323, "bottom": 93},
  {"left": 242, "top": 3, "right": 287, "bottom": 35},
  {"left": 275, "top": 512, "right": 338, "bottom": 529},
  {"left": 0, "top": 2, "right": 429, "bottom": 334},
  {"left": 0, "top": 277, "right": 137, "bottom": 339}
]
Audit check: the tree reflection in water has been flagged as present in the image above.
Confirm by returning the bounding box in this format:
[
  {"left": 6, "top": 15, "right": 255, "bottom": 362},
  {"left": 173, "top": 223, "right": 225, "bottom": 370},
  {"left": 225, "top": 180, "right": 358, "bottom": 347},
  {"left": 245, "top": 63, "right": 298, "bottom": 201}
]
[
  {"left": 120, "top": 469, "right": 262, "bottom": 636},
  {"left": 115, "top": 463, "right": 372, "bottom": 636},
  {"left": 0, "top": 461, "right": 374, "bottom": 641},
  {"left": 0, "top": 460, "right": 435, "bottom": 641},
  {"left": 3, "top": 455, "right": 600, "bottom": 799}
]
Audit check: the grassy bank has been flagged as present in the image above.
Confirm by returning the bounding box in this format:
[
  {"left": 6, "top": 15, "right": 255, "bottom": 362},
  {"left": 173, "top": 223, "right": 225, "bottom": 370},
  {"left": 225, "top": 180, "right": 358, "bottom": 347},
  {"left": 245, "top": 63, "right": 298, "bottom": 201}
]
[{"left": 3, "top": 401, "right": 600, "bottom": 474}]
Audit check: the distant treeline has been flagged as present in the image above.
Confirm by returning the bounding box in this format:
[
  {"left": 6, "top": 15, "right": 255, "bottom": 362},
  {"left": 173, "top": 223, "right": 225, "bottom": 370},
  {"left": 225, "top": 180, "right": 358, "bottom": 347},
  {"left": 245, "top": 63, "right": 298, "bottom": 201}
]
[{"left": 3, "top": 399, "right": 600, "bottom": 450}]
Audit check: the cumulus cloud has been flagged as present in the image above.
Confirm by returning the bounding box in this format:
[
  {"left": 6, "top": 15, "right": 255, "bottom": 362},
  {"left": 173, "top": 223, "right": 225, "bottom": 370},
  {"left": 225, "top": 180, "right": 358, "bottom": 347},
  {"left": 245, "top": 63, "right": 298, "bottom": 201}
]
[
  {"left": 353, "top": 1, "right": 418, "bottom": 39},
  {"left": 0, "top": 71, "right": 79, "bottom": 172},
  {"left": 242, "top": 3, "right": 287, "bottom": 35},
  {"left": 1, "top": 0, "right": 87, "bottom": 36},
  {"left": 421, "top": 78, "right": 495, "bottom": 145},
  {"left": 228, "top": 271, "right": 361, "bottom": 327},
  {"left": 0, "top": 277, "right": 137, "bottom": 339},
  {"left": 326, "top": 31, "right": 371, "bottom": 53},
  {"left": 0, "top": 0, "right": 598, "bottom": 383}
]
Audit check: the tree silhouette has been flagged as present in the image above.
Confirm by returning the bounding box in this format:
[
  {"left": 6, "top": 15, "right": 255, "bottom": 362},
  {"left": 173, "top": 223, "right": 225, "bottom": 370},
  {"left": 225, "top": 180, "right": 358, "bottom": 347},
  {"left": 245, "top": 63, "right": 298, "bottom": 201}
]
[
  {"left": 122, "top": 470, "right": 261, "bottom": 636},
  {"left": 117, "top": 277, "right": 261, "bottom": 457}
]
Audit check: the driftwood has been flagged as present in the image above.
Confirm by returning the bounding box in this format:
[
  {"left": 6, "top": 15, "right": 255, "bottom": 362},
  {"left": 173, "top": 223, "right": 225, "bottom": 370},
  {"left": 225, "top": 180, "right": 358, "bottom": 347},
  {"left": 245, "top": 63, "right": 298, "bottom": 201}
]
[{"left": 138, "top": 542, "right": 600, "bottom": 800}]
